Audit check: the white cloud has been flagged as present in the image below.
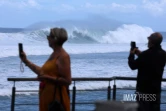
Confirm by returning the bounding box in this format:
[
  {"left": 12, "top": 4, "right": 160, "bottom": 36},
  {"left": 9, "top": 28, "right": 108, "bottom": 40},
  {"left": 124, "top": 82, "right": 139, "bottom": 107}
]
[
  {"left": 48, "top": 4, "right": 75, "bottom": 13},
  {"left": 44, "top": 2, "right": 138, "bottom": 15},
  {"left": 142, "top": 0, "right": 166, "bottom": 16},
  {"left": 0, "top": 1, "right": 138, "bottom": 14},
  {"left": 3, "top": 0, "right": 166, "bottom": 17},
  {"left": 61, "top": 4, "right": 75, "bottom": 11},
  {"left": 83, "top": 2, "right": 137, "bottom": 13},
  {"left": 0, "top": 0, "right": 41, "bottom": 9},
  {"left": 39, "top": 2, "right": 137, "bottom": 14},
  {"left": 28, "top": 0, "right": 39, "bottom": 7},
  {"left": 111, "top": 3, "right": 137, "bottom": 10}
]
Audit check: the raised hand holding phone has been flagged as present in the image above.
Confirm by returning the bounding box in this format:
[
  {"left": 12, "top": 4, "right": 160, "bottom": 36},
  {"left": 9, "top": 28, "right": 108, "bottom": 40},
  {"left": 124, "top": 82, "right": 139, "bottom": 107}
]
[
  {"left": 130, "top": 41, "right": 141, "bottom": 56},
  {"left": 18, "top": 43, "right": 27, "bottom": 62},
  {"left": 130, "top": 41, "right": 136, "bottom": 50}
]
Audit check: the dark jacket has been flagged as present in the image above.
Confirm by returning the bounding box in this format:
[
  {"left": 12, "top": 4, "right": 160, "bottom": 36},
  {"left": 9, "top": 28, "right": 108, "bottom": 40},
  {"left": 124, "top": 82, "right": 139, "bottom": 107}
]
[{"left": 128, "top": 45, "right": 166, "bottom": 93}]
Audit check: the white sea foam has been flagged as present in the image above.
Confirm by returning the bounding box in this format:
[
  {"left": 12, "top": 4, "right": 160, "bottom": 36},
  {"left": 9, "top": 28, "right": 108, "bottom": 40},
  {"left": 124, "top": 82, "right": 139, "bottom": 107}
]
[
  {"left": 101, "top": 24, "right": 153, "bottom": 43},
  {"left": 0, "top": 43, "right": 143, "bottom": 58},
  {"left": 1, "top": 80, "right": 166, "bottom": 96},
  {"left": 0, "top": 24, "right": 154, "bottom": 44},
  {"left": 1, "top": 42, "right": 166, "bottom": 58}
]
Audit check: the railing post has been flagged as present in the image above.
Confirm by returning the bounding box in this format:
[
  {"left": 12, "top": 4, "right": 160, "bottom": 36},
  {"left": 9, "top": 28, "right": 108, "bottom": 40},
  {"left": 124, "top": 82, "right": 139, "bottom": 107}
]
[
  {"left": 11, "top": 82, "right": 16, "bottom": 111},
  {"left": 72, "top": 81, "right": 76, "bottom": 111},
  {"left": 113, "top": 79, "right": 116, "bottom": 100},
  {"left": 107, "top": 81, "right": 111, "bottom": 100}
]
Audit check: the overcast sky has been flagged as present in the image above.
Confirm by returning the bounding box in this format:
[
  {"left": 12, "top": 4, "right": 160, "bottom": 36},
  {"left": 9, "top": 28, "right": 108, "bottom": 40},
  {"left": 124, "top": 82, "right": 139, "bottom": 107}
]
[{"left": 0, "top": 0, "right": 166, "bottom": 31}]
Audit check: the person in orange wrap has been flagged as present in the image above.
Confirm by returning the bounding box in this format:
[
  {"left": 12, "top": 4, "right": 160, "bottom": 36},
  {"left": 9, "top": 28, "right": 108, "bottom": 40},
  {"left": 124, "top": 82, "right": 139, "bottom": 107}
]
[{"left": 20, "top": 28, "right": 71, "bottom": 111}]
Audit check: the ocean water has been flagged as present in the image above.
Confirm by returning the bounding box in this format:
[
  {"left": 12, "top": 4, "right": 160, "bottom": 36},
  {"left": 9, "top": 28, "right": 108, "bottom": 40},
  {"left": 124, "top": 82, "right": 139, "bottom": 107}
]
[{"left": 0, "top": 24, "right": 166, "bottom": 111}]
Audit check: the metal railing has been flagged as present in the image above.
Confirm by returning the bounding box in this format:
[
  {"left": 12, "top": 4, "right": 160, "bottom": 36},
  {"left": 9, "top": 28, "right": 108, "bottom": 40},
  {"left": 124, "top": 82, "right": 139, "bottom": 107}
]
[{"left": 7, "top": 76, "right": 166, "bottom": 111}]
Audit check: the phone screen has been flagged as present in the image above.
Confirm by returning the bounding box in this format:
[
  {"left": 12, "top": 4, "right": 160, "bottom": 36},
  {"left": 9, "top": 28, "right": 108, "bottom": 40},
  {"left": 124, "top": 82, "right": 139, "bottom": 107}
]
[
  {"left": 131, "top": 41, "right": 136, "bottom": 49},
  {"left": 18, "top": 43, "right": 23, "bottom": 57}
]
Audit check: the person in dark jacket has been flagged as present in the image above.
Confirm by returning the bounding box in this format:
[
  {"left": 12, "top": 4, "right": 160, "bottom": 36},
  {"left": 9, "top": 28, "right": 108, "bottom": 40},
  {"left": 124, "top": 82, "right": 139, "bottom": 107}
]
[{"left": 128, "top": 32, "right": 166, "bottom": 111}]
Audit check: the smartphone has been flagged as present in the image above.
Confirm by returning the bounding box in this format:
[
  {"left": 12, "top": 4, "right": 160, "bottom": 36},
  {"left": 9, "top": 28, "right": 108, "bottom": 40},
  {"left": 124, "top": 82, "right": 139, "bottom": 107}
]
[
  {"left": 130, "top": 41, "right": 136, "bottom": 49},
  {"left": 18, "top": 43, "right": 23, "bottom": 57}
]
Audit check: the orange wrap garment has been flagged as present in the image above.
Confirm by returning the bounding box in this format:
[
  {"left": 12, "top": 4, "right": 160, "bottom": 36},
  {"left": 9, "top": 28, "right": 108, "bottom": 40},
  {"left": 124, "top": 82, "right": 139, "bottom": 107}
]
[{"left": 39, "top": 58, "right": 70, "bottom": 111}]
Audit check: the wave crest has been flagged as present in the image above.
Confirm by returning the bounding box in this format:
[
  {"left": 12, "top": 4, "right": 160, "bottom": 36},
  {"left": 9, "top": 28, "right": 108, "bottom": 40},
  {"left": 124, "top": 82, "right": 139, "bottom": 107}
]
[
  {"left": 0, "top": 24, "right": 154, "bottom": 45},
  {"left": 101, "top": 24, "right": 153, "bottom": 43}
]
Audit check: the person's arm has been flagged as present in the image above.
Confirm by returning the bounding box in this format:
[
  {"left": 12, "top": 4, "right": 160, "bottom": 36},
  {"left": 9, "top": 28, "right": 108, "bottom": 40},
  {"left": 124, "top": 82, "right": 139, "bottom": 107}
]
[
  {"left": 24, "top": 59, "right": 41, "bottom": 75},
  {"left": 135, "top": 49, "right": 141, "bottom": 56},
  {"left": 128, "top": 48, "right": 141, "bottom": 70},
  {"left": 20, "top": 51, "right": 41, "bottom": 75}
]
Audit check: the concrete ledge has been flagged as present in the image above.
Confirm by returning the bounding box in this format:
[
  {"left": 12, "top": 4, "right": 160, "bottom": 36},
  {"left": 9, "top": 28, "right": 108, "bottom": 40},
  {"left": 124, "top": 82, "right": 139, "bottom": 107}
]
[{"left": 95, "top": 101, "right": 138, "bottom": 111}]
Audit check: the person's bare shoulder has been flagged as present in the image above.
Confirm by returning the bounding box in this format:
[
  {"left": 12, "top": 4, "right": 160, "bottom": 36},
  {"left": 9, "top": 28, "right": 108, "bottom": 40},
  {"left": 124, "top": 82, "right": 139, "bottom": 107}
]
[
  {"left": 57, "top": 49, "right": 70, "bottom": 65},
  {"left": 61, "top": 49, "right": 70, "bottom": 58}
]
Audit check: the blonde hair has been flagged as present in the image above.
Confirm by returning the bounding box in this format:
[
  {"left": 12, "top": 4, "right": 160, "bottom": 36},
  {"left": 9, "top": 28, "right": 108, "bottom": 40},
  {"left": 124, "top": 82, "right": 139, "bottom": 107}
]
[{"left": 50, "top": 28, "right": 68, "bottom": 46}]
